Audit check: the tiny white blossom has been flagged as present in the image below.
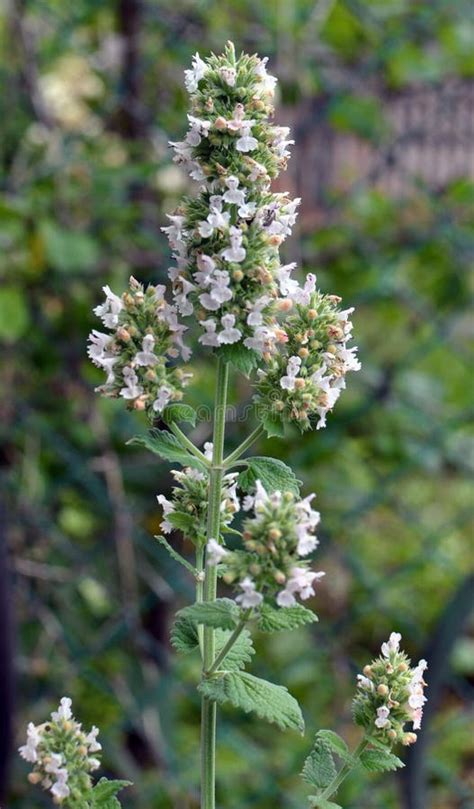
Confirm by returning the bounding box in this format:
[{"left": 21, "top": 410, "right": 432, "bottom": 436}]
[
  {"left": 375, "top": 705, "right": 391, "bottom": 729},
  {"left": 221, "top": 226, "right": 246, "bottom": 263},
  {"left": 218, "top": 314, "right": 242, "bottom": 344},
  {"left": 51, "top": 697, "right": 73, "bottom": 723},
  {"left": 236, "top": 577, "right": 263, "bottom": 608},
  {"left": 381, "top": 632, "right": 402, "bottom": 658},
  {"left": 206, "top": 538, "right": 228, "bottom": 566},
  {"left": 184, "top": 52, "right": 208, "bottom": 92},
  {"left": 93, "top": 286, "right": 123, "bottom": 328},
  {"left": 223, "top": 176, "right": 246, "bottom": 206}
]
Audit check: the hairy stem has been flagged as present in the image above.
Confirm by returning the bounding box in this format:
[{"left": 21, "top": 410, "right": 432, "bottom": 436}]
[
  {"left": 320, "top": 737, "right": 369, "bottom": 801},
  {"left": 205, "top": 610, "right": 252, "bottom": 675},
  {"left": 223, "top": 424, "right": 264, "bottom": 468},
  {"left": 196, "top": 546, "right": 204, "bottom": 655},
  {"left": 201, "top": 358, "right": 229, "bottom": 809}
]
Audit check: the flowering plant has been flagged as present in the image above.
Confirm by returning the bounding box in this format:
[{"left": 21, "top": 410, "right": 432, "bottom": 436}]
[{"left": 20, "top": 43, "right": 426, "bottom": 808}]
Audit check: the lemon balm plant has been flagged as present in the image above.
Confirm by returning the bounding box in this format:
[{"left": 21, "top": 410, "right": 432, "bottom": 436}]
[{"left": 20, "top": 44, "right": 427, "bottom": 809}]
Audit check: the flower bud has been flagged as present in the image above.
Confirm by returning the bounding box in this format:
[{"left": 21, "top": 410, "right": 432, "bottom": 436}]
[
  {"left": 402, "top": 732, "right": 417, "bottom": 746},
  {"left": 116, "top": 327, "right": 131, "bottom": 342},
  {"left": 268, "top": 528, "right": 282, "bottom": 541},
  {"left": 363, "top": 665, "right": 373, "bottom": 678},
  {"left": 298, "top": 347, "right": 309, "bottom": 359},
  {"left": 377, "top": 684, "right": 389, "bottom": 697},
  {"left": 233, "top": 270, "right": 244, "bottom": 282}
]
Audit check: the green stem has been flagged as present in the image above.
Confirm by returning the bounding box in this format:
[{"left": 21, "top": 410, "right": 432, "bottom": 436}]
[
  {"left": 201, "top": 357, "right": 229, "bottom": 809},
  {"left": 169, "top": 422, "right": 210, "bottom": 465},
  {"left": 320, "top": 737, "right": 369, "bottom": 801},
  {"left": 196, "top": 546, "right": 204, "bottom": 656},
  {"left": 206, "top": 610, "right": 252, "bottom": 675},
  {"left": 223, "top": 424, "right": 264, "bottom": 468}
]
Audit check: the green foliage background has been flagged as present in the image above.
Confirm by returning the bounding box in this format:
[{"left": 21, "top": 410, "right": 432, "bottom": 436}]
[{"left": 1, "top": 1, "right": 473, "bottom": 807}]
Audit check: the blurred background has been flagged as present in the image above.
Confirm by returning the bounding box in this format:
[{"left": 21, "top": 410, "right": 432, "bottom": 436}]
[{"left": 1, "top": 1, "right": 473, "bottom": 807}]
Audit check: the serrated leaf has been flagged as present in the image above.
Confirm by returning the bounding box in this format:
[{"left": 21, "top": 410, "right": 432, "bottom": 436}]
[
  {"left": 258, "top": 603, "right": 318, "bottom": 633},
  {"left": 360, "top": 749, "right": 405, "bottom": 773},
  {"left": 92, "top": 779, "right": 132, "bottom": 805},
  {"left": 214, "top": 628, "right": 255, "bottom": 670},
  {"left": 166, "top": 510, "right": 195, "bottom": 532},
  {"left": 127, "top": 429, "right": 205, "bottom": 471},
  {"left": 237, "top": 457, "right": 300, "bottom": 496},
  {"left": 170, "top": 614, "right": 199, "bottom": 654},
  {"left": 218, "top": 343, "right": 259, "bottom": 376},
  {"left": 260, "top": 411, "right": 285, "bottom": 438},
  {"left": 163, "top": 403, "right": 197, "bottom": 427},
  {"left": 316, "top": 730, "right": 352, "bottom": 763},
  {"left": 178, "top": 598, "right": 240, "bottom": 630},
  {"left": 199, "top": 671, "right": 304, "bottom": 733},
  {"left": 301, "top": 739, "right": 337, "bottom": 789}
]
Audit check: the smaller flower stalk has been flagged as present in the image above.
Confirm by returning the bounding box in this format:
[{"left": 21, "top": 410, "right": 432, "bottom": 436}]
[
  {"left": 18, "top": 697, "right": 130, "bottom": 807},
  {"left": 301, "top": 633, "right": 428, "bottom": 807}
]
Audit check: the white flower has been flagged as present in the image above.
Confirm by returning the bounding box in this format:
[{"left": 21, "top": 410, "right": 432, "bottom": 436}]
[
  {"left": 275, "top": 262, "right": 298, "bottom": 296},
  {"left": 218, "top": 314, "right": 242, "bottom": 344},
  {"left": 203, "top": 442, "right": 213, "bottom": 460},
  {"left": 184, "top": 52, "right": 208, "bottom": 92},
  {"left": 152, "top": 386, "right": 172, "bottom": 413},
  {"left": 219, "top": 66, "right": 236, "bottom": 86},
  {"left": 357, "top": 674, "right": 374, "bottom": 691},
  {"left": 157, "top": 494, "right": 175, "bottom": 533},
  {"left": 87, "top": 330, "right": 113, "bottom": 366},
  {"left": 236, "top": 123, "right": 258, "bottom": 152},
  {"left": 93, "top": 285, "right": 123, "bottom": 328},
  {"left": 381, "top": 632, "right": 402, "bottom": 658},
  {"left": 50, "top": 768, "right": 70, "bottom": 801},
  {"left": 246, "top": 295, "right": 271, "bottom": 327},
  {"left": 280, "top": 355, "right": 302, "bottom": 390},
  {"left": 243, "top": 325, "right": 275, "bottom": 354},
  {"left": 119, "top": 367, "right": 143, "bottom": 400},
  {"left": 135, "top": 334, "right": 158, "bottom": 366},
  {"left": 19, "top": 722, "right": 41, "bottom": 763},
  {"left": 51, "top": 697, "right": 72, "bottom": 723},
  {"left": 84, "top": 726, "right": 102, "bottom": 753},
  {"left": 221, "top": 226, "right": 246, "bottom": 263},
  {"left": 254, "top": 57, "right": 278, "bottom": 96},
  {"left": 238, "top": 201, "right": 257, "bottom": 219},
  {"left": 199, "top": 318, "right": 220, "bottom": 347},
  {"left": 88, "top": 757, "right": 101, "bottom": 771},
  {"left": 236, "top": 577, "right": 263, "bottom": 608},
  {"left": 223, "top": 176, "right": 246, "bottom": 206},
  {"left": 226, "top": 103, "right": 246, "bottom": 132},
  {"left": 174, "top": 277, "right": 195, "bottom": 316},
  {"left": 206, "top": 538, "right": 228, "bottom": 566},
  {"left": 375, "top": 705, "right": 391, "bottom": 729},
  {"left": 277, "top": 567, "right": 325, "bottom": 606},
  {"left": 291, "top": 273, "right": 316, "bottom": 306}
]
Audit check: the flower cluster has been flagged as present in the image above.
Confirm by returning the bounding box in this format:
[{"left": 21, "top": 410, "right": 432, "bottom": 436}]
[
  {"left": 88, "top": 276, "right": 191, "bottom": 419},
  {"left": 158, "top": 447, "right": 240, "bottom": 546},
  {"left": 207, "top": 480, "right": 324, "bottom": 608},
  {"left": 254, "top": 281, "right": 361, "bottom": 431},
  {"left": 165, "top": 42, "right": 302, "bottom": 352},
  {"left": 19, "top": 697, "right": 101, "bottom": 804},
  {"left": 353, "top": 632, "right": 428, "bottom": 746}
]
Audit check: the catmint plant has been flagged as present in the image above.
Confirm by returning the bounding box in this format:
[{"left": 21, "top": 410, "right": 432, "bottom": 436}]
[{"left": 20, "top": 43, "right": 426, "bottom": 808}]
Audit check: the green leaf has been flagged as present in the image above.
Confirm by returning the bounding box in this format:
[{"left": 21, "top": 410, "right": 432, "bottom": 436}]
[
  {"left": 199, "top": 671, "right": 304, "bottom": 733},
  {"left": 316, "top": 730, "right": 352, "bottom": 763},
  {"left": 178, "top": 598, "right": 240, "bottom": 630},
  {"left": 155, "top": 535, "right": 197, "bottom": 575},
  {"left": 0, "top": 286, "right": 30, "bottom": 342},
  {"left": 218, "top": 343, "right": 259, "bottom": 376},
  {"left": 260, "top": 411, "right": 285, "bottom": 438},
  {"left": 238, "top": 457, "right": 300, "bottom": 496},
  {"left": 166, "top": 510, "right": 195, "bottom": 532},
  {"left": 301, "top": 738, "right": 337, "bottom": 789},
  {"left": 214, "top": 628, "right": 255, "bottom": 671},
  {"left": 163, "top": 403, "right": 197, "bottom": 427},
  {"left": 360, "top": 749, "right": 405, "bottom": 773},
  {"left": 92, "top": 779, "right": 132, "bottom": 806},
  {"left": 127, "top": 429, "right": 206, "bottom": 471},
  {"left": 258, "top": 603, "right": 318, "bottom": 633},
  {"left": 308, "top": 799, "right": 342, "bottom": 809},
  {"left": 171, "top": 614, "right": 199, "bottom": 654}
]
